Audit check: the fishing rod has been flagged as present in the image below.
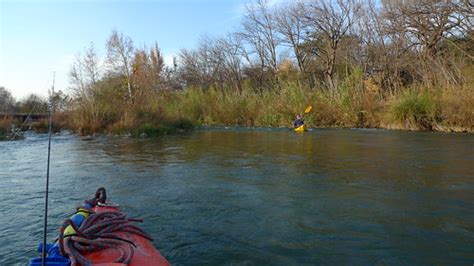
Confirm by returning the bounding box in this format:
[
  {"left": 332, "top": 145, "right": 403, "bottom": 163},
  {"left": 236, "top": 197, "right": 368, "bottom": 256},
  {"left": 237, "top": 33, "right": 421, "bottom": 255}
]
[{"left": 41, "top": 72, "right": 55, "bottom": 266}]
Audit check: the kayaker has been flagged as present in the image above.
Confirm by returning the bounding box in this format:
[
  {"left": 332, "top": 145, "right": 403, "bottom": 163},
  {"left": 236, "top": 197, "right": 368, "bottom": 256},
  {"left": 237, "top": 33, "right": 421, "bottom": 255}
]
[{"left": 293, "top": 114, "right": 304, "bottom": 128}]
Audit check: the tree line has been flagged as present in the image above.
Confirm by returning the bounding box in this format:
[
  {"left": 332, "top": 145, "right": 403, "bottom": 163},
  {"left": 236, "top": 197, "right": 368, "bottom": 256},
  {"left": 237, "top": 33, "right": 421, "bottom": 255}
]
[
  {"left": 0, "top": 86, "right": 70, "bottom": 114},
  {"left": 177, "top": 0, "right": 473, "bottom": 94},
  {"left": 70, "top": 0, "right": 473, "bottom": 101}
]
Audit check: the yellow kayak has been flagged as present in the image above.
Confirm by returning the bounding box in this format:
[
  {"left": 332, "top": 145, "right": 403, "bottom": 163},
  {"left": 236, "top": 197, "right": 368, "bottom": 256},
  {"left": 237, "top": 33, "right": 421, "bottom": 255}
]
[{"left": 294, "top": 125, "right": 305, "bottom": 132}]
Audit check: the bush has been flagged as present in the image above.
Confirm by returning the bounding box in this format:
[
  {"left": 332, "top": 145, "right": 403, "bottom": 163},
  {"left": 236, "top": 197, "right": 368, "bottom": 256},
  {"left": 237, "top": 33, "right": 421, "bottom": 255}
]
[
  {"left": 392, "top": 90, "right": 436, "bottom": 120},
  {"left": 389, "top": 89, "right": 438, "bottom": 130},
  {"left": 0, "top": 116, "right": 23, "bottom": 140},
  {"left": 0, "top": 117, "right": 13, "bottom": 135}
]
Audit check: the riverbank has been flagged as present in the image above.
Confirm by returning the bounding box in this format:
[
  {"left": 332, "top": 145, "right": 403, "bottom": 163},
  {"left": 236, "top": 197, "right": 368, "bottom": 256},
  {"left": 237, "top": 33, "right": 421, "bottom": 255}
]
[
  {"left": 0, "top": 117, "right": 21, "bottom": 141},
  {"left": 0, "top": 117, "right": 11, "bottom": 140},
  {"left": 59, "top": 60, "right": 473, "bottom": 136},
  {"left": 131, "top": 84, "right": 473, "bottom": 134},
  {"left": 3, "top": 84, "right": 472, "bottom": 139},
  {"left": 0, "top": 115, "right": 63, "bottom": 141}
]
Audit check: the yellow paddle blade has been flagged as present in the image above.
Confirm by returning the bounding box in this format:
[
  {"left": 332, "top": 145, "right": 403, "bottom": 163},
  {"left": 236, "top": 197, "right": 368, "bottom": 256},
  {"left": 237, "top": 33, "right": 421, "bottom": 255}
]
[{"left": 304, "top": 105, "right": 312, "bottom": 114}]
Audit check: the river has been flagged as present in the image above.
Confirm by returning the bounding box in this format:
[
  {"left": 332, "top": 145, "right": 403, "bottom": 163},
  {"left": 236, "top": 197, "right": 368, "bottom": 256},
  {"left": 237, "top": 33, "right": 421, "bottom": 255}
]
[{"left": 0, "top": 128, "right": 473, "bottom": 265}]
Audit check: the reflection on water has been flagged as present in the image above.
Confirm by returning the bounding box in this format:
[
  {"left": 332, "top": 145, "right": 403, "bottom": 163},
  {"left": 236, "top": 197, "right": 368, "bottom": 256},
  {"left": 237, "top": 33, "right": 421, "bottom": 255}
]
[{"left": 1, "top": 129, "right": 473, "bottom": 265}]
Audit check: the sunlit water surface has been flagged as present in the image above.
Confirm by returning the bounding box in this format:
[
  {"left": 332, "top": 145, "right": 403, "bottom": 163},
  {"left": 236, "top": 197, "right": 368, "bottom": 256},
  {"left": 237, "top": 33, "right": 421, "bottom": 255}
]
[{"left": 1, "top": 128, "right": 473, "bottom": 265}]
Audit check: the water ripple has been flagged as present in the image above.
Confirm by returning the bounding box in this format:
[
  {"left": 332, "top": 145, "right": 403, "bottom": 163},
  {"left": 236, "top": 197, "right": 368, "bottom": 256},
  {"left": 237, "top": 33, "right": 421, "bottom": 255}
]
[{"left": 1, "top": 129, "right": 474, "bottom": 265}]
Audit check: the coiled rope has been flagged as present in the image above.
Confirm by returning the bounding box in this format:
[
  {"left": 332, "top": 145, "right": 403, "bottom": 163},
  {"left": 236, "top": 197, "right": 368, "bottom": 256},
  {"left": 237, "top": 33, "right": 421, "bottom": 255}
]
[{"left": 59, "top": 210, "right": 153, "bottom": 266}]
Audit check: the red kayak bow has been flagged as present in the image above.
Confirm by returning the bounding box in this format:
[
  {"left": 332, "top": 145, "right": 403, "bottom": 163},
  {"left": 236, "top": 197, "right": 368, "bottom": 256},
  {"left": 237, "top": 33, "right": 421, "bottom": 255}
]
[{"left": 30, "top": 188, "right": 170, "bottom": 266}]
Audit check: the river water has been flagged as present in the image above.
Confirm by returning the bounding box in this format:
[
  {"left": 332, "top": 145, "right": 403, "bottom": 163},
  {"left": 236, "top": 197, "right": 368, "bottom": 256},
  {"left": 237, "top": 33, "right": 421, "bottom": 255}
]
[{"left": 0, "top": 128, "right": 473, "bottom": 265}]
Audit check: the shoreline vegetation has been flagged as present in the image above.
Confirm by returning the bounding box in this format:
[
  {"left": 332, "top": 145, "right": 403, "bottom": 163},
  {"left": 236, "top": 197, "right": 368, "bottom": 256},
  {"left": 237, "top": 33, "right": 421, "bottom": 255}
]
[
  {"left": 1, "top": 0, "right": 473, "bottom": 139},
  {"left": 2, "top": 83, "right": 472, "bottom": 139}
]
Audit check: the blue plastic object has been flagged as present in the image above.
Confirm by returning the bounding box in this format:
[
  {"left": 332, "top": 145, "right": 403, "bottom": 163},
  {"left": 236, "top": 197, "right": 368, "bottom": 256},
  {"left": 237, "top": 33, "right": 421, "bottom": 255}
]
[
  {"left": 29, "top": 202, "right": 91, "bottom": 265},
  {"left": 29, "top": 242, "right": 70, "bottom": 266},
  {"left": 69, "top": 212, "right": 86, "bottom": 228},
  {"left": 68, "top": 201, "right": 92, "bottom": 230},
  {"left": 29, "top": 257, "right": 70, "bottom": 266}
]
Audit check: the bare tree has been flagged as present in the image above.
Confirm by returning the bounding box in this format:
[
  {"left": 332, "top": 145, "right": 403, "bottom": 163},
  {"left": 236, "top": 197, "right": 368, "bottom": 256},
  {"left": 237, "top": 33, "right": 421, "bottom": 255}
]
[
  {"left": 275, "top": 1, "right": 309, "bottom": 74},
  {"left": 150, "top": 43, "right": 165, "bottom": 88},
  {"left": 382, "top": 0, "right": 474, "bottom": 85},
  {"left": 19, "top": 94, "right": 48, "bottom": 113},
  {"left": 69, "top": 43, "right": 106, "bottom": 127},
  {"left": 132, "top": 43, "right": 165, "bottom": 93},
  {"left": 178, "top": 44, "right": 212, "bottom": 89},
  {"left": 106, "top": 30, "right": 134, "bottom": 100},
  {"left": 357, "top": 0, "right": 407, "bottom": 93},
  {"left": 239, "top": 0, "right": 281, "bottom": 86},
  {"left": 383, "top": 0, "right": 472, "bottom": 57},
  {"left": 0, "top": 87, "right": 17, "bottom": 113},
  {"left": 304, "top": 0, "right": 362, "bottom": 90},
  {"left": 69, "top": 42, "right": 102, "bottom": 99},
  {"left": 177, "top": 34, "right": 246, "bottom": 92},
  {"left": 215, "top": 35, "right": 245, "bottom": 92}
]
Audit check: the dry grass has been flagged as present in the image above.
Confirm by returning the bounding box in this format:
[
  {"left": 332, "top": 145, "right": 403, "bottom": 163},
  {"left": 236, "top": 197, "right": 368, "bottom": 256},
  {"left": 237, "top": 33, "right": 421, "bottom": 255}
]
[
  {"left": 437, "top": 86, "right": 474, "bottom": 131},
  {"left": 156, "top": 74, "right": 385, "bottom": 130},
  {"left": 66, "top": 72, "right": 473, "bottom": 134},
  {"left": 0, "top": 116, "right": 14, "bottom": 136}
]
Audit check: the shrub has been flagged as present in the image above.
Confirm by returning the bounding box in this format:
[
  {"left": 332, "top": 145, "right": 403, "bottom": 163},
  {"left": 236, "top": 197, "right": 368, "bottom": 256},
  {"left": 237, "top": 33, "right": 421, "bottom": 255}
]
[
  {"left": 392, "top": 90, "right": 437, "bottom": 121},
  {"left": 389, "top": 89, "right": 439, "bottom": 130}
]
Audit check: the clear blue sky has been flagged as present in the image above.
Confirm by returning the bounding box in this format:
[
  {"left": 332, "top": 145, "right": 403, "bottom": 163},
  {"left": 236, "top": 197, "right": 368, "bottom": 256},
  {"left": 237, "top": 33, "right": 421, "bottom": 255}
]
[{"left": 0, "top": 0, "right": 249, "bottom": 100}]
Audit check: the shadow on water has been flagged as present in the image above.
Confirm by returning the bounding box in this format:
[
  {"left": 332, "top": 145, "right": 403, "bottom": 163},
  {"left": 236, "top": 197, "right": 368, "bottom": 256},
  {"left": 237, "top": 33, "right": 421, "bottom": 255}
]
[{"left": 1, "top": 128, "right": 473, "bottom": 265}]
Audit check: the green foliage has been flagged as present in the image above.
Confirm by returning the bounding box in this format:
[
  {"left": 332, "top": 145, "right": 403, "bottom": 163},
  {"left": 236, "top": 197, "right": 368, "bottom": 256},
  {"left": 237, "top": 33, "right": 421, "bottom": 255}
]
[
  {"left": 338, "top": 68, "right": 363, "bottom": 112},
  {"left": 130, "top": 118, "right": 193, "bottom": 138},
  {"left": 391, "top": 90, "right": 437, "bottom": 122}
]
